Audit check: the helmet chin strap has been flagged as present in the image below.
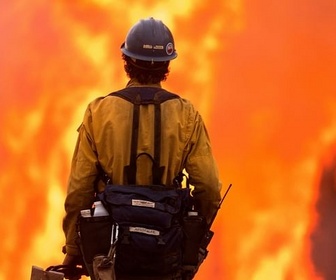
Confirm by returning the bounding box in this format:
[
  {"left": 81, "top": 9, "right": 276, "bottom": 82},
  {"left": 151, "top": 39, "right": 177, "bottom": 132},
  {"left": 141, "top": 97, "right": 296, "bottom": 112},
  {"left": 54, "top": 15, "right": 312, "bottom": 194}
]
[
  {"left": 130, "top": 57, "right": 168, "bottom": 70},
  {"left": 131, "top": 57, "right": 154, "bottom": 65}
]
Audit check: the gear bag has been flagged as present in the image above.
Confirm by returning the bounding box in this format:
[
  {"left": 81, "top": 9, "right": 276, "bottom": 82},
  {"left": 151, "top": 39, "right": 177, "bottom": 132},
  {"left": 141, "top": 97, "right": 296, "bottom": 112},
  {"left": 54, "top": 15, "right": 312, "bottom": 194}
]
[{"left": 99, "top": 183, "right": 190, "bottom": 278}]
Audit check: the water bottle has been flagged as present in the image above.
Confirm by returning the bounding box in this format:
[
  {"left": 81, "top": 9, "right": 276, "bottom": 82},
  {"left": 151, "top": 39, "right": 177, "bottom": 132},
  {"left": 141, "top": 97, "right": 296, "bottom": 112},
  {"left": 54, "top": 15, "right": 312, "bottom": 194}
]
[{"left": 93, "top": 201, "right": 109, "bottom": 217}]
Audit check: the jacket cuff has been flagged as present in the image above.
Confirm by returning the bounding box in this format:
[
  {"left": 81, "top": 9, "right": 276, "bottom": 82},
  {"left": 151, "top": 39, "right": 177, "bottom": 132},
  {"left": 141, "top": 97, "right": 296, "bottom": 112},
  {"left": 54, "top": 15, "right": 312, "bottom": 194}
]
[{"left": 63, "top": 244, "right": 81, "bottom": 256}]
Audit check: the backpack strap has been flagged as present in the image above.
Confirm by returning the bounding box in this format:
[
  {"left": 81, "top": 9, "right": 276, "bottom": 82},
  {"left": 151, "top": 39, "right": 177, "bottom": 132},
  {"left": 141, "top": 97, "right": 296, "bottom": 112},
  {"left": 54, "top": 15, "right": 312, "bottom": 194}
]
[{"left": 110, "top": 87, "right": 179, "bottom": 185}]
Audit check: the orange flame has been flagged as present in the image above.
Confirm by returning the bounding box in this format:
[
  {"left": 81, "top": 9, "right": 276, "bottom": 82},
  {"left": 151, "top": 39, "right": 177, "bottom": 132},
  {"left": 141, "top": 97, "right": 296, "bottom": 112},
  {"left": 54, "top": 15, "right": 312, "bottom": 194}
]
[{"left": 1, "top": 1, "right": 336, "bottom": 279}]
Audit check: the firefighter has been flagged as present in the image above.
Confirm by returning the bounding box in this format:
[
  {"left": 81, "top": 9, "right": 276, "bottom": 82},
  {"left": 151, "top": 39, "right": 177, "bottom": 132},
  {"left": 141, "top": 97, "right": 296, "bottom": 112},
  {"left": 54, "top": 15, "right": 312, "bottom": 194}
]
[{"left": 62, "top": 17, "right": 222, "bottom": 279}]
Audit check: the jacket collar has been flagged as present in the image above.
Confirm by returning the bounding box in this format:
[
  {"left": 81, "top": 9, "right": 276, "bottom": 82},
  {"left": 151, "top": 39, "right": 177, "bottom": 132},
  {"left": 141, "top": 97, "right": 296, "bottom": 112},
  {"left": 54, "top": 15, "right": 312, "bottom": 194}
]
[{"left": 126, "top": 78, "right": 162, "bottom": 88}]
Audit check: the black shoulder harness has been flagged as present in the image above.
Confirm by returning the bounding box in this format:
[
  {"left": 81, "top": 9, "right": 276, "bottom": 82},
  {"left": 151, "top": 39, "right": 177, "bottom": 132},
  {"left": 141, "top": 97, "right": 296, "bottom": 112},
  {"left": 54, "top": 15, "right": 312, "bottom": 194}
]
[{"left": 109, "top": 87, "right": 179, "bottom": 185}]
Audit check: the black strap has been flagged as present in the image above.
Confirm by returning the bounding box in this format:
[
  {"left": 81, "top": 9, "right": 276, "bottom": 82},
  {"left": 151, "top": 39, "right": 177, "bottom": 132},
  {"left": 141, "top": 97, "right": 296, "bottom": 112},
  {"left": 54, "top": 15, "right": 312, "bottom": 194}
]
[
  {"left": 123, "top": 94, "right": 140, "bottom": 185},
  {"left": 152, "top": 100, "right": 165, "bottom": 184},
  {"left": 110, "top": 87, "right": 179, "bottom": 185}
]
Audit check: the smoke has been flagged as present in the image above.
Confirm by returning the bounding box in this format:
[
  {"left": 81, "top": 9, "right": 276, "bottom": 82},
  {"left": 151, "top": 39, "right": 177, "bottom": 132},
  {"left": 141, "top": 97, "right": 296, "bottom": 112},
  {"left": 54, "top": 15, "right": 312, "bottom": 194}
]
[{"left": 311, "top": 145, "right": 336, "bottom": 280}]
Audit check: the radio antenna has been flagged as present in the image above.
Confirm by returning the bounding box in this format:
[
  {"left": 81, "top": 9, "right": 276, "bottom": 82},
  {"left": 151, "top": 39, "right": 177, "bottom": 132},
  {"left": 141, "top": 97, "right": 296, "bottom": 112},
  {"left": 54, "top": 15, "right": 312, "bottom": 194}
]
[{"left": 208, "top": 183, "right": 232, "bottom": 229}]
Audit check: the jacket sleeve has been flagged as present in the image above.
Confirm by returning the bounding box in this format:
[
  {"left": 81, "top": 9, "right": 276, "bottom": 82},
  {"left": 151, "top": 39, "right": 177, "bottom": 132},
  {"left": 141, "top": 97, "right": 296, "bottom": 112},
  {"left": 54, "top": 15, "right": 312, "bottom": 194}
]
[
  {"left": 185, "top": 112, "right": 222, "bottom": 224},
  {"left": 62, "top": 106, "right": 98, "bottom": 256}
]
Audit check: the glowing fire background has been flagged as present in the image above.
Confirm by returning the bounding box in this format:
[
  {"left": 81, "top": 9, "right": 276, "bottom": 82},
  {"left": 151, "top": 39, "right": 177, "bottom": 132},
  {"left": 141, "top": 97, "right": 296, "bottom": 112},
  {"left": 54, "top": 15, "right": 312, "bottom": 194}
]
[{"left": 1, "top": 1, "right": 336, "bottom": 279}]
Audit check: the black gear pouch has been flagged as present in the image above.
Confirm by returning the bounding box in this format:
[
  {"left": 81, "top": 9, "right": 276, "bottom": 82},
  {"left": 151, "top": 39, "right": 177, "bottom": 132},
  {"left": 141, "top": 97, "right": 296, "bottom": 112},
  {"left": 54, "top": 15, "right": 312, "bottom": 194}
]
[
  {"left": 77, "top": 215, "right": 112, "bottom": 264},
  {"left": 182, "top": 215, "right": 207, "bottom": 265}
]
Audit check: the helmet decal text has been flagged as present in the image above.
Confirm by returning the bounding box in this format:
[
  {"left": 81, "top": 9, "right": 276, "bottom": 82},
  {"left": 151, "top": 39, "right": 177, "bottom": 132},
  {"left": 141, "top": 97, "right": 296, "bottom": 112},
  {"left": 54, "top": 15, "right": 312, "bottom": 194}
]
[{"left": 142, "top": 44, "right": 164, "bottom": 50}]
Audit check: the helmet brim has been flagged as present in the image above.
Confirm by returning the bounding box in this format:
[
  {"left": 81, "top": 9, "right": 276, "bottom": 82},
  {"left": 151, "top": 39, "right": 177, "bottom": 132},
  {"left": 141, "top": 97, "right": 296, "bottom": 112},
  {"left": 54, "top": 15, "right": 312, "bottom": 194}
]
[{"left": 121, "top": 42, "right": 178, "bottom": 62}]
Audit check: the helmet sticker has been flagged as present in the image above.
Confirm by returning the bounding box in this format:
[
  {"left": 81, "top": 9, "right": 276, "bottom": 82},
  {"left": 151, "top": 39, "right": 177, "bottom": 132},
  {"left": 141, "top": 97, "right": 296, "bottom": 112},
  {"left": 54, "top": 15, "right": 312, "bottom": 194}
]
[
  {"left": 166, "top": 42, "right": 174, "bottom": 55},
  {"left": 153, "top": 45, "right": 164, "bottom": 50},
  {"left": 143, "top": 44, "right": 153, "bottom": 49}
]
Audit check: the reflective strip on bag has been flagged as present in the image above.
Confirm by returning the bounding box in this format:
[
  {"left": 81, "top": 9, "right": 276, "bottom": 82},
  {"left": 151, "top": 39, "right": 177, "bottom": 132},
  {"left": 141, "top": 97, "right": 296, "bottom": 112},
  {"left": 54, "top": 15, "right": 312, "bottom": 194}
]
[
  {"left": 129, "top": 226, "right": 160, "bottom": 236},
  {"left": 131, "top": 199, "right": 156, "bottom": 208}
]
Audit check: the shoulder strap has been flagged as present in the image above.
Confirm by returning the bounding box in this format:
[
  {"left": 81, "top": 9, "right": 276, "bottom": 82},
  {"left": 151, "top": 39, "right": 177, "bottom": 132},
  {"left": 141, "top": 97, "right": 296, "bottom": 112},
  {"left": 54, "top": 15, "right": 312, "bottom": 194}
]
[{"left": 110, "top": 87, "right": 179, "bottom": 185}]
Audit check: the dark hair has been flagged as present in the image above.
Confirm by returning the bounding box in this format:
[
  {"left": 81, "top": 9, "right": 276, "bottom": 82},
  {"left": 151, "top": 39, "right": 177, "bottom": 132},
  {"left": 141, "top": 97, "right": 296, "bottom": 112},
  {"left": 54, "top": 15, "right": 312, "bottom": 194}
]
[{"left": 122, "top": 54, "right": 170, "bottom": 84}]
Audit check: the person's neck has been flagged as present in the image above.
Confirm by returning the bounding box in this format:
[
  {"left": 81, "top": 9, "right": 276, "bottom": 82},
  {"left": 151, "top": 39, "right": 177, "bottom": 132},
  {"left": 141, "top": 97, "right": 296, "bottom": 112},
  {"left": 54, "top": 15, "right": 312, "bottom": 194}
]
[{"left": 126, "top": 78, "right": 162, "bottom": 88}]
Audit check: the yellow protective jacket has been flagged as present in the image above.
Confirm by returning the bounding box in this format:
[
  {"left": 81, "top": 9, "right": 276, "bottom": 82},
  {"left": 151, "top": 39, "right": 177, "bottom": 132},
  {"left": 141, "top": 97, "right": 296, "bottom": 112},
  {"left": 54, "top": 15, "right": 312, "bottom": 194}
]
[{"left": 63, "top": 81, "right": 222, "bottom": 256}]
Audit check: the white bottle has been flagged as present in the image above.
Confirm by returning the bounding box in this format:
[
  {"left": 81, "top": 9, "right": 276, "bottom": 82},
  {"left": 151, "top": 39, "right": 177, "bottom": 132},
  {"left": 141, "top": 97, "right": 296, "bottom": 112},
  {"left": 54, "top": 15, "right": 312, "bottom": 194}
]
[
  {"left": 93, "top": 201, "right": 109, "bottom": 217},
  {"left": 80, "top": 209, "right": 92, "bottom": 218}
]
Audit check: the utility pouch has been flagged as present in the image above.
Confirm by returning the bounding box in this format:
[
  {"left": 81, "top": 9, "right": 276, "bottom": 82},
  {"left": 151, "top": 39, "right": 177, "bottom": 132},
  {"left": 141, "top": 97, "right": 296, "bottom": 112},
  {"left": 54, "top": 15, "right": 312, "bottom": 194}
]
[
  {"left": 182, "top": 214, "right": 207, "bottom": 265},
  {"left": 77, "top": 215, "right": 112, "bottom": 264}
]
